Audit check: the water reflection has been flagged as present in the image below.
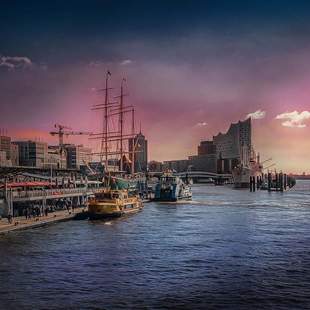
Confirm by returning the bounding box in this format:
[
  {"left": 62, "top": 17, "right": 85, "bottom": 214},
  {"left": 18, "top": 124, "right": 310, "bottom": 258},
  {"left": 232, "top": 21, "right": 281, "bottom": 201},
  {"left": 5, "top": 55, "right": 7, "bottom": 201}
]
[{"left": 0, "top": 181, "right": 310, "bottom": 309}]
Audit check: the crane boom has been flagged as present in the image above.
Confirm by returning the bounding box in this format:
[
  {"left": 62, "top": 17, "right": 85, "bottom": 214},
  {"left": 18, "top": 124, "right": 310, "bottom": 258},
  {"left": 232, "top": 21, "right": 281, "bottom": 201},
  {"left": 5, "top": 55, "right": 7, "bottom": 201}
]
[{"left": 50, "top": 124, "right": 92, "bottom": 147}]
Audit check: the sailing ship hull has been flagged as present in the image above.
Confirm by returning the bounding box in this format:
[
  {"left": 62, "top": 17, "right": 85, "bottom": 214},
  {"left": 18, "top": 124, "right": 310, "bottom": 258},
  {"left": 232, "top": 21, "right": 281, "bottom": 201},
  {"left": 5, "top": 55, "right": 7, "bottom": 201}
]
[
  {"left": 232, "top": 164, "right": 262, "bottom": 188},
  {"left": 232, "top": 166, "right": 251, "bottom": 188}
]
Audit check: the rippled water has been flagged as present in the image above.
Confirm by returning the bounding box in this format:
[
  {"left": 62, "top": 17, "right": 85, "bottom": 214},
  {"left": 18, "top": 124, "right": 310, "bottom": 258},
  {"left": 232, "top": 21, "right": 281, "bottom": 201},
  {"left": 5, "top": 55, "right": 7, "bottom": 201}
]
[{"left": 1, "top": 181, "right": 310, "bottom": 309}]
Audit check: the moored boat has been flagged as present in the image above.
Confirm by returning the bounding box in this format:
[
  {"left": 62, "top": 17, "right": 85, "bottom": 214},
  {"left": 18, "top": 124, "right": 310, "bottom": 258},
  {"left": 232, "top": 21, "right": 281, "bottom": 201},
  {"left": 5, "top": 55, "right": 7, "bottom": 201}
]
[
  {"left": 154, "top": 174, "right": 192, "bottom": 202},
  {"left": 88, "top": 189, "right": 143, "bottom": 219},
  {"left": 232, "top": 150, "right": 263, "bottom": 188}
]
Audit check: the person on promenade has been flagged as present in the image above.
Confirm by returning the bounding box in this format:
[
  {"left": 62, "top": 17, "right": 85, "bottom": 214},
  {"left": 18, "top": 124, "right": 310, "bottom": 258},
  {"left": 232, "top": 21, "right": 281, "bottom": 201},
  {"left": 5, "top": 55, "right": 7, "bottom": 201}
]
[
  {"left": 8, "top": 214, "right": 12, "bottom": 224},
  {"left": 24, "top": 208, "right": 28, "bottom": 220}
]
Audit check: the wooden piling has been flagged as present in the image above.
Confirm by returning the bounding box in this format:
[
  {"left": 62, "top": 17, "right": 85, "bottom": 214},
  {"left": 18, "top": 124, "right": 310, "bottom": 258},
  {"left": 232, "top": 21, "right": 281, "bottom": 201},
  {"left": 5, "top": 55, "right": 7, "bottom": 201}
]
[
  {"left": 267, "top": 173, "right": 271, "bottom": 192},
  {"left": 279, "top": 172, "right": 284, "bottom": 192}
]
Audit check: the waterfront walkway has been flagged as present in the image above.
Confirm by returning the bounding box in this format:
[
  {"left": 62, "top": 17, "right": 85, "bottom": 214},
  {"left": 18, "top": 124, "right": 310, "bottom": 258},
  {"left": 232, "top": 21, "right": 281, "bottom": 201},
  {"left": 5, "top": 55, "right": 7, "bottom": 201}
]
[{"left": 0, "top": 207, "right": 86, "bottom": 235}]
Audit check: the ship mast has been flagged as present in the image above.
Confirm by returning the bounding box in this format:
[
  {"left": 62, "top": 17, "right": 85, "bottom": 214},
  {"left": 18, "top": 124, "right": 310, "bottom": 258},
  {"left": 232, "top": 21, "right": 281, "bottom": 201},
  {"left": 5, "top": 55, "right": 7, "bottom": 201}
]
[
  {"left": 119, "top": 78, "right": 126, "bottom": 171},
  {"left": 131, "top": 108, "right": 135, "bottom": 175},
  {"left": 98, "top": 70, "right": 112, "bottom": 170},
  {"left": 90, "top": 72, "right": 140, "bottom": 176}
]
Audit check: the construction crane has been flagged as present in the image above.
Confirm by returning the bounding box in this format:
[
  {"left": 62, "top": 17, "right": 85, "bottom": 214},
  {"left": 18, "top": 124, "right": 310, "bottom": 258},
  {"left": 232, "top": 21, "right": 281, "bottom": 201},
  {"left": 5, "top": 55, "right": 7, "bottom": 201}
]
[{"left": 50, "top": 124, "right": 92, "bottom": 147}]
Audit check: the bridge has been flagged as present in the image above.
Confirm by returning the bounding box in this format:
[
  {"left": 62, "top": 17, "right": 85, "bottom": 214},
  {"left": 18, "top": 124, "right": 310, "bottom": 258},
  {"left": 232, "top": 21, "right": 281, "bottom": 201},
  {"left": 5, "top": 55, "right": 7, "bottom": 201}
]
[{"left": 176, "top": 171, "right": 232, "bottom": 183}]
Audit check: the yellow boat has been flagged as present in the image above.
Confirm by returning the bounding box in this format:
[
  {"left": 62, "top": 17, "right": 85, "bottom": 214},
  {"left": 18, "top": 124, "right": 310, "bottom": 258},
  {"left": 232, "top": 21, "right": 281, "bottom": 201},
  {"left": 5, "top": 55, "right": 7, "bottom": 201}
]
[{"left": 88, "top": 189, "right": 143, "bottom": 220}]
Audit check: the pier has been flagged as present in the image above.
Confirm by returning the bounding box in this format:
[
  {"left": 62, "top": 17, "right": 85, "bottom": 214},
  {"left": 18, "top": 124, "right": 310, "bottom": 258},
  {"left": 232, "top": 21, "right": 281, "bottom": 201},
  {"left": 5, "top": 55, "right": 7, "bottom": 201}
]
[
  {"left": 0, "top": 206, "right": 86, "bottom": 235},
  {"left": 0, "top": 172, "right": 103, "bottom": 218},
  {"left": 249, "top": 172, "right": 295, "bottom": 192}
]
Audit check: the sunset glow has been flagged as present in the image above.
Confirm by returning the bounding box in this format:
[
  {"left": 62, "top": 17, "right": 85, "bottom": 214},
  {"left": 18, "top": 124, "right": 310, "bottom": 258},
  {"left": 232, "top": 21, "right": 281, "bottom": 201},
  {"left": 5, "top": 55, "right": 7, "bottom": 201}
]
[{"left": 1, "top": 1, "right": 310, "bottom": 173}]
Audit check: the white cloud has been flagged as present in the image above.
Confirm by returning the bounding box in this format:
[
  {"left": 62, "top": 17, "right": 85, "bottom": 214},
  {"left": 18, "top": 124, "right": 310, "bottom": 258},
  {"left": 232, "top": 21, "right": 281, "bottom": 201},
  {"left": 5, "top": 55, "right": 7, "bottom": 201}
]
[
  {"left": 120, "top": 59, "right": 132, "bottom": 66},
  {"left": 246, "top": 109, "right": 266, "bottom": 120},
  {"left": 88, "top": 61, "right": 104, "bottom": 68},
  {"left": 196, "top": 122, "right": 207, "bottom": 127},
  {"left": 0, "top": 55, "right": 32, "bottom": 71},
  {"left": 275, "top": 110, "right": 310, "bottom": 128}
]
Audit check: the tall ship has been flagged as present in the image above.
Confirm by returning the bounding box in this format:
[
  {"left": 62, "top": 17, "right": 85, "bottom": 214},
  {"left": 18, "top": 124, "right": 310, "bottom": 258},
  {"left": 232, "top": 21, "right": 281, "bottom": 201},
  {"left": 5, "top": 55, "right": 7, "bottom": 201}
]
[
  {"left": 154, "top": 173, "right": 192, "bottom": 202},
  {"left": 88, "top": 71, "right": 144, "bottom": 218}
]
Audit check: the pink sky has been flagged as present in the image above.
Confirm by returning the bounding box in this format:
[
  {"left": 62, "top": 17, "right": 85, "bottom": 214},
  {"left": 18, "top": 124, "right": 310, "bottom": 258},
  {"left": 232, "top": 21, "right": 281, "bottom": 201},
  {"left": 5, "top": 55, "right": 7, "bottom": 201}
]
[{"left": 1, "top": 48, "right": 310, "bottom": 174}]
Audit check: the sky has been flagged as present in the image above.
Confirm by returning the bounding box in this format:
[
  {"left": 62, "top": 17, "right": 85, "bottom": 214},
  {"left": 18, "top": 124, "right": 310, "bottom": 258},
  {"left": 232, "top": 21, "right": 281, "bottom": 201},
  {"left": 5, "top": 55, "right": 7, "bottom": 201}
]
[{"left": 1, "top": 0, "right": 310, "bottom": 173}]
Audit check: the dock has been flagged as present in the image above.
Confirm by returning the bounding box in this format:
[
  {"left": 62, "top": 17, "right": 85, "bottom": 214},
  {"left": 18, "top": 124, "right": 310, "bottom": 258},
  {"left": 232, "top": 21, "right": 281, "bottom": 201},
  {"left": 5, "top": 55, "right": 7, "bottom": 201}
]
[{"left": 0, "top": 207, "right": 87, "bottom": 235}]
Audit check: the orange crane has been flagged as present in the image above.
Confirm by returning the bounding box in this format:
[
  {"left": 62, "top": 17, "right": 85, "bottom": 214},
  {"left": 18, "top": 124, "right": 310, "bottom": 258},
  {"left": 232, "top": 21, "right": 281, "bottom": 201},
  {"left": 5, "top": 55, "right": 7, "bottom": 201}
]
[{"left": 50, "top": 124, "right": 92, "bottom": 147}]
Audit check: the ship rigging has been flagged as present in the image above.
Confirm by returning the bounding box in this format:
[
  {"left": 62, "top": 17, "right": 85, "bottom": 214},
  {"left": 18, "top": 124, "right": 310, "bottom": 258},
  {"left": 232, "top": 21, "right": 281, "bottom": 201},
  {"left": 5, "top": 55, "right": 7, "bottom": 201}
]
[{"left": 90, "top": 71, "right": 140, "bottom": 175}]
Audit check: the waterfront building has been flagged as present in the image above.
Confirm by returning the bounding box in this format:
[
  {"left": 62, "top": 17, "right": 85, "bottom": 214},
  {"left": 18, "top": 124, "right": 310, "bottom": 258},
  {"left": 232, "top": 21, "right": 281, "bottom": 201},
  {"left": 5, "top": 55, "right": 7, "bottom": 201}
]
[
  {"left": 213, "top": 118, "right": 251, "bottom": 173},
  {"left": 45, "top": 146, "right": 67, "bottom": 169},
  {"left": 163, "top": 159, "right": 189, "bottom": 172},
  {"left": 128, "top": 132, "right": 148, "bottom": 173},
  {"left": 148, "top": 160, "right": 163, "bottom": 172},
  {"left": 0, "top": 136, "right": 19, "bottom": 166},
  {"left": 0, "top": 151, "right": 9, "bottom": 167},
  {"left": 198, "top": 140, "right": 216, "bottom": 156},
  {"left": 188, "top": 140, "right": 217, "bottom": 172},
  {"left": 163, "top": 118, "right": 252, "bottom": 174},
  {"left": 10, "top": 143, "right": 19, "bottom": 166},
  {"left": 13, "top": 141, "right": 48, "bottom": 168},
  {"left": 188, "top": 154, "right": 217, "bottom": 173},
  {"left": 0, "top": 135, "right": 11, "bottom": 162},
  {"left": 65, "top": 144, "right": 92, "bottom": 169}
]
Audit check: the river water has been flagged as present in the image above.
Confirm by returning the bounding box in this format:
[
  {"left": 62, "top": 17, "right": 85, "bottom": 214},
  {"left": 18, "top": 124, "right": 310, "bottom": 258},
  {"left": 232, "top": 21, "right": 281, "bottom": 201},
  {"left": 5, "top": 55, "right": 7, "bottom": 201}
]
[{"left": 0, "top": 181, "right": 310, "bottom": 309}]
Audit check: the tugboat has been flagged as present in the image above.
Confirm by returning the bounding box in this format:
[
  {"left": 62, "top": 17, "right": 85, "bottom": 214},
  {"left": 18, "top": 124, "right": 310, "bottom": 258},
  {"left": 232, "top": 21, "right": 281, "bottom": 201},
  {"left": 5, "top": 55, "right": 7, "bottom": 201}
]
[{"left": 154, "top": 173, "right": 192, "bottom": 202}]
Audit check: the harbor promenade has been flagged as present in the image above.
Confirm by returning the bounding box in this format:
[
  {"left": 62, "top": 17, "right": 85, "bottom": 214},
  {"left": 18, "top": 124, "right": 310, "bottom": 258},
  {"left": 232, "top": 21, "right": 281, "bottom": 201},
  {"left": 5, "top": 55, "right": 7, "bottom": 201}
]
[{"left": 0, "top": 207, "right": 86, "bottom": 235}]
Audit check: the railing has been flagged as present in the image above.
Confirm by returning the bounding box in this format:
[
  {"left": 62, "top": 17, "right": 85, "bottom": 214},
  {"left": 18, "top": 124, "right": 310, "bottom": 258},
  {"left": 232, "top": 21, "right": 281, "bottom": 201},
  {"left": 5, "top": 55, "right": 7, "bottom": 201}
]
[
  {"left": 11, "top": 187, "right": 103, "bottom": 200},
  {"left": 177, "top": 171, "right": 232, "bottom": 178}
]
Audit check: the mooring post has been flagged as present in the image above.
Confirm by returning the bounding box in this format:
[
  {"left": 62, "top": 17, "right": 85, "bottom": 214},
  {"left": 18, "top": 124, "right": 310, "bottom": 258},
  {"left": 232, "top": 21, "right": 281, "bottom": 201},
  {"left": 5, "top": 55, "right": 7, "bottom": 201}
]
[
  {"left": 268, "top": 173, "right": 271, "bottom": 192},
  {"left": 280, "top": 172, "right": 284, "bottom": 192},
  {"left": 256, "top": 176, "right": 259, "bottom": 190}
]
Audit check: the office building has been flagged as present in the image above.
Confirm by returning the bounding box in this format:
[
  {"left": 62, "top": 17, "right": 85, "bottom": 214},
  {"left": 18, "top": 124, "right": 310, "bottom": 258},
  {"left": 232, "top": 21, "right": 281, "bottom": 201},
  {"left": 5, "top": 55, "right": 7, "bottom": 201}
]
[
  {"left": 128, "top": 132, "right": 148, "bottom": 173},
  {"left": 13, "top": 141, "right": 47, "bottom": 168},
  {"left": 163, "top": 159, "right": 189, "bottom": 172},
  {"left": 45, "top": 146, "right": 67, "bottom": 169},
  {"left": 65, "top": 144, "right": 92, "bottom": 169},
  {"left": 10, "top": 143, "right": 19, "bottom": 166},
  {"left": 213, "top": 118, "right": 251, "bottom": 172},
  {"left": 0, "top": 135, "right": 11, "bottom": 161}
]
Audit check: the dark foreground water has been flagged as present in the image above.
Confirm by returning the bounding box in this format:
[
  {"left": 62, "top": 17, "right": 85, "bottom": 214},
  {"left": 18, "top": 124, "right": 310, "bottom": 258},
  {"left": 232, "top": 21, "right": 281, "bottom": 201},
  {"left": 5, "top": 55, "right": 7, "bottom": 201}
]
[{"left": 1, "top": 181, "right": 310, "bottom": 309}]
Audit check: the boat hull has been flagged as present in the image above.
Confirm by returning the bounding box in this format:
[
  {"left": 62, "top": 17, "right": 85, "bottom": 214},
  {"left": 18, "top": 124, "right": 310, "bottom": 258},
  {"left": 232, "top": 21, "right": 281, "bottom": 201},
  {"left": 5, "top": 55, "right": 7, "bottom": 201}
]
[
  {"left": 88, "top": 208, "right": 141, "bottom": 220},
  {"left": 88, "top": 199, "right": 143, "bottom": 220},
  {"left": 232, "top": 164, "right": 263, "bottom": 189},
  {"left": 154, "top": 174, "right": 193, "bottom": 202}
]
